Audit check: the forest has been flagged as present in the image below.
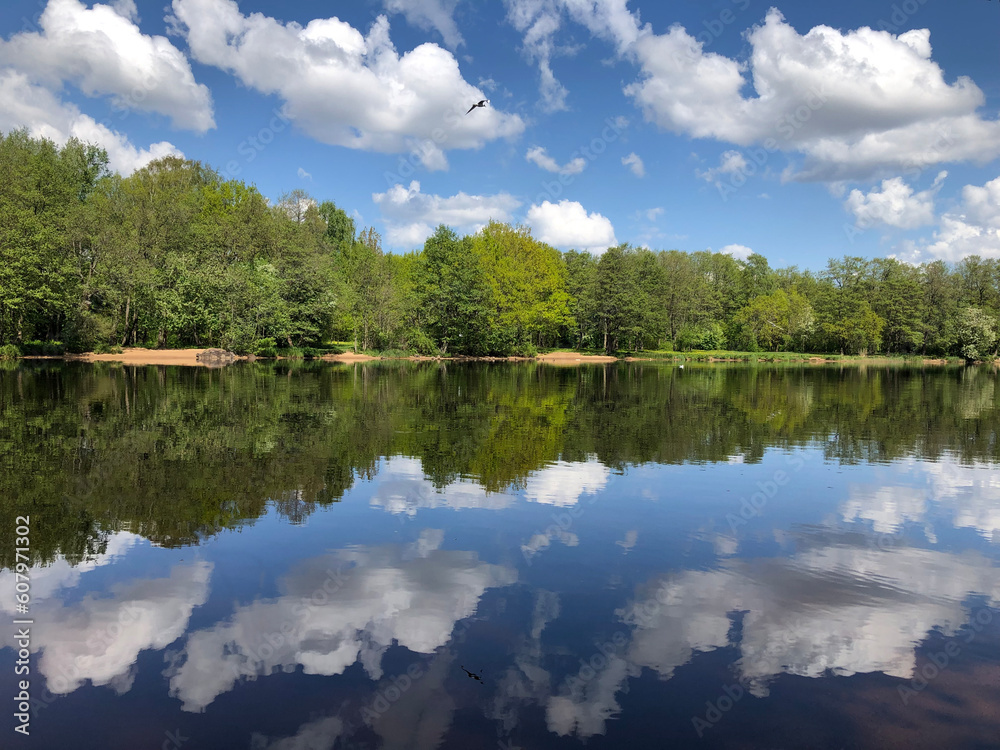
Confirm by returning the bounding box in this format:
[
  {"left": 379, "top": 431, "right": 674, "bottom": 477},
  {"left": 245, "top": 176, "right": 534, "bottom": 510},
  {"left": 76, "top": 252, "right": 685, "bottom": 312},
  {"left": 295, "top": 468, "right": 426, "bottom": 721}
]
[{"left": 2, "top": 129, "right": 999, "bottom": 360}]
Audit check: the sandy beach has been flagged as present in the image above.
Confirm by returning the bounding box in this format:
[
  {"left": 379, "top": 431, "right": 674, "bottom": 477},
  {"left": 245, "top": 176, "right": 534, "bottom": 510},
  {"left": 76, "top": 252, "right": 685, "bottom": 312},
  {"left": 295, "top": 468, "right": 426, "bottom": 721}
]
[
  {"left": 46, "top": 348, "right": 625, "bottom": 366},
  {"left": 65, "top": 348, "right": 239, "bottom": 367},
  {"left": 61, "top": 348, "right": 392, "bottom": 366},
  {"left": 322, "top": 352, "right": 380, "bottom": 362},
  {"left": 535, "top": 351, "right": 618, "bottom": 364}
]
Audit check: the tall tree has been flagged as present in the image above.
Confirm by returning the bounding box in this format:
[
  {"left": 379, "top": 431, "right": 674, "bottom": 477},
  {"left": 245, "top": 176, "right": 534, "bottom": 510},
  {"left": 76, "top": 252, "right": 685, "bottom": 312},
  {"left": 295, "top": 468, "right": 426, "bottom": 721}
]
[
  {"left": 419, "top": 225, "right": 491, "bottom": 355},
  {"left": 596, "top": 244, "right": 644, "bottom": 353},
  {"left": 471, "top": 221, "right": 572, "bottom": 352},
  {"left": 564, "top": 250, "right": 598, "bottom": 349}
]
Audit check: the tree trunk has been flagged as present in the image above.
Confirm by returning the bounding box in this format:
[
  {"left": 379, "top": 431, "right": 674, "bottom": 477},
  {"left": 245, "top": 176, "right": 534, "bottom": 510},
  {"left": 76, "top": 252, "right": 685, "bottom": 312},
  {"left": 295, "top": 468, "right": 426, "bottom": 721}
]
[{"left": 119, "top": 296, "right": 131, "bottom": 347}]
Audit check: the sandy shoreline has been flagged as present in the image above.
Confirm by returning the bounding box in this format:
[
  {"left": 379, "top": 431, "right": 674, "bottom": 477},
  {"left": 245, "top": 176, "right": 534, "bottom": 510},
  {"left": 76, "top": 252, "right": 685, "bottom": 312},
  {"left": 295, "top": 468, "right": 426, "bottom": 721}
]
[
  {"left": 40, "top": 348, "right": 618, "bottom": 366},
  {"left": 23, "top": 348, "right": 961, "bottom": 367},
  {"left": 536, "top": 351, "right": 618, "bottom": 364},
  {"left": 66, "top": 348, "right": 238, "bottom": 367},
  {"left": 60, "top": 348, "right": 386, "bottom": 366}
]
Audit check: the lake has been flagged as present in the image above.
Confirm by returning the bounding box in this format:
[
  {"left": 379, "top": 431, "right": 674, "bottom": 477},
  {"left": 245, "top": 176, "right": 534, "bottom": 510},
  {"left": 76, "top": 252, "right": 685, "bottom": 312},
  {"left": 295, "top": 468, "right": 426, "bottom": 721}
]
[{"left": 2, "top": 361, "right": 998, "bottom": 749}]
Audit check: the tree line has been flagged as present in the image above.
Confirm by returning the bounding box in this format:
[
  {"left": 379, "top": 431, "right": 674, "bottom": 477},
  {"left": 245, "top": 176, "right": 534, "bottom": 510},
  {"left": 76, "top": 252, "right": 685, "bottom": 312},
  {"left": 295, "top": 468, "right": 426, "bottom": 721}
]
[{"left": 2, "top": 129, "right": 999, "bottom": 359}]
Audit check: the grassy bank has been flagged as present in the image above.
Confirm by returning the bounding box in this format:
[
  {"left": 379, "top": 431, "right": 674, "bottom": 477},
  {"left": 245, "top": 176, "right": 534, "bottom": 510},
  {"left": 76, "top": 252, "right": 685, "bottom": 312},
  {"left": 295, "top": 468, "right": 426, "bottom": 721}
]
[{"left": 627, "top": 349, "right": 967, "bottom": 364}]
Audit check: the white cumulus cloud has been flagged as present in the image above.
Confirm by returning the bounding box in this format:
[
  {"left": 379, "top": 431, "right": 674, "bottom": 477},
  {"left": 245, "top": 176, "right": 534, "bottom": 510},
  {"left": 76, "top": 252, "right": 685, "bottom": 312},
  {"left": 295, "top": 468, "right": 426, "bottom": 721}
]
[
  {"left": 0, "top": 70, "right": 182, "bottom": 174},
  {"left": 719, "top": 243, "right": 754, "bottom": 261},
  {"left": 625, "top": 10, "right": 1000, "bottom": 181},
  {"left": 373, "top": 180, "right": 521, "bottom": 248},
  {"left": 697, "top": 150, "right": 749, "bottom": 184},
  {"left": 621, "top": 537, "right": 1000, "bottom": 701},
  {"left": 0, "top": 0, "right": 214, "bottom": 132},
  {"left": 0, "top": 531, "right": 142, "bottom": 616},
  {"left": 894, "top": 174, "right": 1000, "bottom": 263},
  {"left": 621, "top": 152, "right": 645, "bottom": 177},
  {"left": 504, "top": 0, "right": 569, "bottom": 112},
  {"left": 504, "top": 0, "right": 641, "bottom": 111},
  {"left": 845, "top": 172, "right": 945, "bottom": 229},
  {"left": 170, "top": 0, "right": 524, "bottom": 169},
  {"left": 369, "top": 456, "right": 513, "bottom": 515},
  {"left": 526, "top": 146, "right": 586, "bottom": 175},
  {"left": 382, "top": 0, "right": 465, "bottom": 49},
  {"left": 526, "top": 200, "right": 617, "bottom": 252},
  {"left": 507, "top": 5, "right": 1000, "bottom": 180}
]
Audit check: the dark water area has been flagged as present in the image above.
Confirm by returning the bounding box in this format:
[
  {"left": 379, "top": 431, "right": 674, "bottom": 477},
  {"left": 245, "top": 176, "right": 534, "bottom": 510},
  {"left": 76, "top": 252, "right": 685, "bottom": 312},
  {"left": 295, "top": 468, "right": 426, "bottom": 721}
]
[{"left": 1, "top": 360, "right": 999, "bottom": 749}]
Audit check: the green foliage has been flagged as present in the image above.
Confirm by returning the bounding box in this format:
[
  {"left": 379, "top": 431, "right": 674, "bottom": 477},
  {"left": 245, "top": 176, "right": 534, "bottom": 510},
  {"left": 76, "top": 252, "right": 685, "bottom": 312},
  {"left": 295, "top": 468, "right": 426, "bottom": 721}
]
[
  {"left": 253, "top": 337, "right": 279, "bottom": 357},
  {"left": 597, "top": 244, "right": 648, "bottom": 353},
  {"left": 0, "top": 344, "right": 20, "bottom": 360},
  {"left": 3, "top": 130, "right": 1000, "bottom": 361},
  {"left": 317, "top": 200, "right": 355, "bottom": 249},
  {"left": 20, "top": 340, "right": 66, "bottom": 356},
  {"left": 470, "top": 221, "right": 573, "bottom": 352},
  {"left": 957, "top": 307, "right": 998, "bottom": 361},
  {"left": 418, "top": 226, "right": 492, "bottom": 355},
  {"left": 407, "top": 328, "right": 438, "bottom": 356},
  {"left": 734, "top": 289, "right": 814, "bottom": 351},
  {"left": 676, "top": 322, "right": 726, "bottom": 351}
]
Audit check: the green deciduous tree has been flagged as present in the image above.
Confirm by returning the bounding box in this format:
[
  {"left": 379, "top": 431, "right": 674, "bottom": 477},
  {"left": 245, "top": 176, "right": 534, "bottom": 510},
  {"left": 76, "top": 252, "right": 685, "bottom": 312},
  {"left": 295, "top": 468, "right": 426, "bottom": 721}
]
[
  {"left": 957, "top": 306, "right": 998, "bottom": 362},
  {"left": 735, "top": 289, "right": 815, "bottom": 351},
  {"left": 471, "top": 221, "right": 572, "bottom": 353},
  {"left": 419, "top": 226, "right": 491, "bottom": 355}
]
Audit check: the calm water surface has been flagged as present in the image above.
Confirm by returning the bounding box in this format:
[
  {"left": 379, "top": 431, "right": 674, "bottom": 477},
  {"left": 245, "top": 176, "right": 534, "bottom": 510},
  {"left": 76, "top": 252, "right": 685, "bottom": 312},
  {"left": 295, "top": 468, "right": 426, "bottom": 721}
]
[{"left": 2, "top": 361, "right": 999, "bottom": 749}]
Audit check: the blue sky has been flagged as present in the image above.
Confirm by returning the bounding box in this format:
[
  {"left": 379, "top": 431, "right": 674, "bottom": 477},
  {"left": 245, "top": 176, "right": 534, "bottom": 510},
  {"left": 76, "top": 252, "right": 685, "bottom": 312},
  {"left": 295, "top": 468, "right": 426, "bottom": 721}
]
[{"left": 1, "top": 0, "right": 999, "bottom": 269}]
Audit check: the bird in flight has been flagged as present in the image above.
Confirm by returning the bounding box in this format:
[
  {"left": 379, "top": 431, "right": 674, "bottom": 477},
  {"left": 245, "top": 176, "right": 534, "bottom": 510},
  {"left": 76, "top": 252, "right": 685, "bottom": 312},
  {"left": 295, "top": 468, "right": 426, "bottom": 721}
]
[
  {"left": 466, "top": 99, "right": 490, "bottom": 114},
  {"left": 461, "top": 666, "right": 484, "bottom": 682}
]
